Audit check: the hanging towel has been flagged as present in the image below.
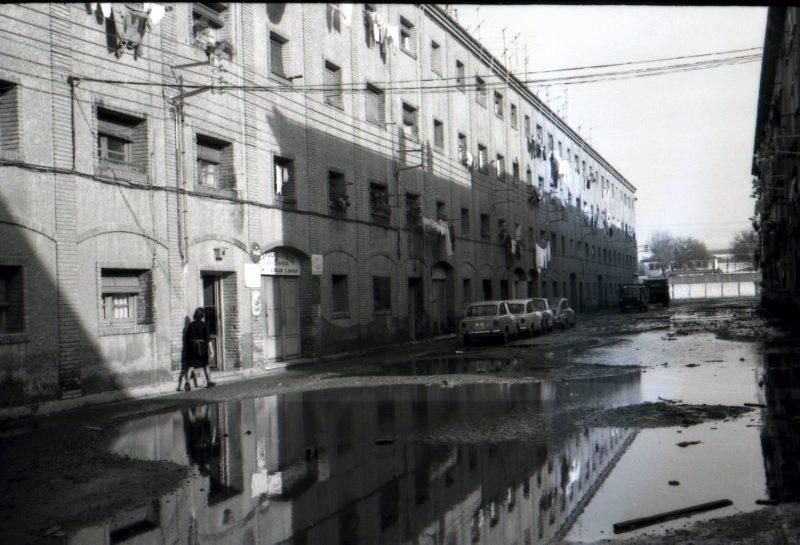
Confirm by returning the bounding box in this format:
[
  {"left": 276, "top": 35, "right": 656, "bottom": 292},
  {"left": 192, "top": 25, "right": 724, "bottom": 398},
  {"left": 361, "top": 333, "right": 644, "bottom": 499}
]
[
  {"left": 143, "top": 2, "right": 165, "bottom": 26},
  {"left": 339, "top": 3, "right": 352, "bottom": 27},
  {"left": 97, "top": 2, "right": 112, "bottom": 17},
  {"left": 549, "top": 151, "right": 559, "bottom": 186},
  {"left": 544, "top": 241, "right": 551, "bottom": 264},
  {"left": 535, "top": 244, "right": 545, "bottom": 273}
]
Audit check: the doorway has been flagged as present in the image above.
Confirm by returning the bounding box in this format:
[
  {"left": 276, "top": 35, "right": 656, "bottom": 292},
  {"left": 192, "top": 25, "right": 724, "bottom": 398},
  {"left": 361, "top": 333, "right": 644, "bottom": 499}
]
[
  {"left": 261, "top": 276, "right": 300, "bottom": 361},
  {"left": 408, "top": 277, "right": 424, "bottom": 340},
  {"left": 202, "top": 273, "right": 224, "bottom": 370}
]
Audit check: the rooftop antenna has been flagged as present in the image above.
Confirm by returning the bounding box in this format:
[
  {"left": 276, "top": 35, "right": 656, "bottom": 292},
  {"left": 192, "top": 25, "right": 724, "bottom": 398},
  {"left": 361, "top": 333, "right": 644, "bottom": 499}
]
[{"left": 511, "top": 33, "right": 520, "bottom": 74}]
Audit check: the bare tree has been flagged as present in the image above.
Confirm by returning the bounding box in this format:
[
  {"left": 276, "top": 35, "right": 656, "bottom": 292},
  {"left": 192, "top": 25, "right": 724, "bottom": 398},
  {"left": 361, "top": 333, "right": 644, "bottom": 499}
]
[
  {"left": 648, "top": 231, "right": 711, "bottom": 269},
  {"left": 730, "top": 229, "right": 756, "bottom": 267},
  {"left": 648, "top": 231, "right": 675, "bottom": 264}
]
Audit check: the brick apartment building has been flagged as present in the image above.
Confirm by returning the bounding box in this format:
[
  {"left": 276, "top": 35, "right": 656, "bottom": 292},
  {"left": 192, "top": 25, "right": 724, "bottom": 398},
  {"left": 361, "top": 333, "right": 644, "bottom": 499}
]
[
  {"left": 752, "top": 7, "right": 800, "bottom": 313},
  {"left": 0, "top": 3, "right": 637, "bottom": 408}
]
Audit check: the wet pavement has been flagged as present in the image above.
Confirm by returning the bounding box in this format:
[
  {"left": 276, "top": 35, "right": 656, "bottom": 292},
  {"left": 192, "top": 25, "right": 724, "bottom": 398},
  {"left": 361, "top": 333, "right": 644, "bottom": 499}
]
[{"left": 1, "top": 299, "right": 799, "bottom": 544}]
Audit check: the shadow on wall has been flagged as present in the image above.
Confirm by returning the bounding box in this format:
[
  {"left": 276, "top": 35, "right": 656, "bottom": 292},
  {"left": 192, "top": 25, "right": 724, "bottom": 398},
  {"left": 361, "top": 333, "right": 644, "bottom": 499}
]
[{"left": 0, "top": 189, "right": 179, "bottom": 411}]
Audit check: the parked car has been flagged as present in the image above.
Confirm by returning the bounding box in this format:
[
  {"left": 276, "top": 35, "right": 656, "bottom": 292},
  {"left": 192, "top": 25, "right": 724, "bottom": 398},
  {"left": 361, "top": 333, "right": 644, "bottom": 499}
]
[
  {"left": 530, "top": 298, "right": 554, "bottom": 331},
  {"left": 460, "top": 301, "right": 517, "bottom": 344},
  {"left": 618, "top": 284, "right": 648, "bottom": 312},
  {"left": 643, "top": 278, "right": 670, "bottom": 306},
  {"left": 507, "top": 299, "right": 544, "bottom": 337},
  {"left": 549, "top": 298, "right": 576, "bottom": 328}
]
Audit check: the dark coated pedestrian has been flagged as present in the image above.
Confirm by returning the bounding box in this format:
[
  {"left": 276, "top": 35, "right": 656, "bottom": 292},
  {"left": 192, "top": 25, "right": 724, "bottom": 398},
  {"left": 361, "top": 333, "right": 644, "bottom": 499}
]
[{"left": 177, "top": 307, "right": 216, "bottom": 391}]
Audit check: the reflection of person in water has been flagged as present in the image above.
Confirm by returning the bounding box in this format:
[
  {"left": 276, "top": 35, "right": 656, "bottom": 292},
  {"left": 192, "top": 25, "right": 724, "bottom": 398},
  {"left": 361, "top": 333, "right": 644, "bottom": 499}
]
[{"left": 182, "top": 405, "right": 219, "bottom": 478}]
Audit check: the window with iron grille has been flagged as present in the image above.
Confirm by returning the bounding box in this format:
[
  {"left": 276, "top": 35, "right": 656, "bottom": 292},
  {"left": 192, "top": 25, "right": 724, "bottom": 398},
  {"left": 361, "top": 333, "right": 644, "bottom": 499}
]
[
  {"left": 100, "top": 269, "right": 152, "bottom": 326},
  {"left": 494, "top": 91, "right": 504, "bottom": 118},
  {"left": 399, "top": 16, "right": 415, "bottom": 55},
  {"left": 331, "top": 274, "right": 349, "bottom": 314},
  {"left": 0, "top": 265, "right": 23, "bottom": 334},
  {"left": 273, "top": 155, "right": 294, "bottom": 200},
  {"left": 456, "top": 60, "right": 465, "bottom": 91},
  {"left": 402, "top": 102, "right": 418, "bottom": 139},
  {"left": 196, "top": 134, "right": 234, "bottom": 189},
  {"left": 269, "top": 32, "right": 288, "bottom": 77},
  {"left": 96, "top": 107, "right": 147, "bottom": 175},
  {"left": 475, "top": 76, "right": 486, "bottom": 107},
  {"left": 324, "top": 60, "right": 342, "bottom": 109},
  {"left": 192, "top": 3, "right": 228, "bottom": 46},
  {"left": 370, "top": 182, "right": 390, "bottom": 221},
  {"left": 328, "top": 170, "right": 349, "bottom": 212},
  {"left": 433, "top": 118, "right": 444, "bottom": 149},
  {"left": 365, "top": 83, "right": 385, "bottom": 126},
  {"left": 480, "top": 214, "right": 490, "bottom": 239},
  {"left": 460, "top": 207, "right": 470, "bottom": 235},
  {"left": 431, "top": 40, "right": 442, "bottom": 75},
  {"left": 373, "top": 276, "right": 391, "bottom": 311}
]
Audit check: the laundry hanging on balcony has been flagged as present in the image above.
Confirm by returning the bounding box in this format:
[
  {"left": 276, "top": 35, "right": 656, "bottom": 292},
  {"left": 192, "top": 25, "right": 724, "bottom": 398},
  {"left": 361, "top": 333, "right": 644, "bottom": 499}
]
[
  {"left": 549, "top": 151, "right": 559, "bottom": 187},
  {"left": 457, "top": 145, "right": 474, "bottom": 168},
  {"left": 422, "top": 217, "right": 453, "bottom": 256},
  {"left": 100, "top": 3, "right": 166, "bottom": 59},
  {"left": 534, "top": 241, "right": 550, "bottom": 273}
]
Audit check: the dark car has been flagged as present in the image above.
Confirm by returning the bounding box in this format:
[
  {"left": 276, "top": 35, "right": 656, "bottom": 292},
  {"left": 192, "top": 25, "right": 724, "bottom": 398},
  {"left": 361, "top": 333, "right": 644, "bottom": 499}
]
[
  {"left": 643, "top": 278, "right": 670, "bottom": 306},
  {"left": 619, "top": 284, "right": 648, "bottom": 312}
]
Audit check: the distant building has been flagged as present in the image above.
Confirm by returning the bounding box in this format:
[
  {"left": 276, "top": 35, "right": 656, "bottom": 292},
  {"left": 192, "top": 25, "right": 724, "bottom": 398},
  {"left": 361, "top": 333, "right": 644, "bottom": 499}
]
[
  {"left": 710, "top": 251, "right": 753, "bottom": 273},
  {"left": 752, "top": 7, "right": 799, "bottom": 312},
  {"left": 0, "top": 4, "right": 637, "bottom": 409}
]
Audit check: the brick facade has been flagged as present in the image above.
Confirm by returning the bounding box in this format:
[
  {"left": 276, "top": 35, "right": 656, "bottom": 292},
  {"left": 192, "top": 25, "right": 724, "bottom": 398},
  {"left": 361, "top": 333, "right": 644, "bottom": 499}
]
[{"left": 0, "top": 3, "right": 637, "bottom": 409}]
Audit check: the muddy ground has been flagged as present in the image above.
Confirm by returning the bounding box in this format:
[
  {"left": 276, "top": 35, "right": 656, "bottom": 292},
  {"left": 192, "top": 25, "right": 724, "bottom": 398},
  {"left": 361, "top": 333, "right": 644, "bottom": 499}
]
[{"left": 1, "top": 298, "right": 798, "bottom": 544}]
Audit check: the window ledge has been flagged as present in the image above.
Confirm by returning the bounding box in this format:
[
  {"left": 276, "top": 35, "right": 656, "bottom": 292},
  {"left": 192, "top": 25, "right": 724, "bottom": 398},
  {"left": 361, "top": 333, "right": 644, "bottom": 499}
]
[
  {"left": 275, "top": 195, "right": 297, "bottom": 207},
  {"left": 0, "top": 332, "right": 29, "bottom": 345},
  {"left": 95, "top": 160, "right": 149, "bottom": 184},
  {"left": 0, "top": 149, "right": 24, "bottom": 163},
  {"left": 99, "top": 324, "right": 156, "bottom": 337},
  {"left": 196, "top": 184, "right": 238, "bottom": 198},
  {"left": 401, "top": 48, "right": 417, "bottom": 60},
  {"left": 269, "top": 72, "right": 293, "bottom": 86},
  {"left": 325, "top": 99, "right": 345, "bottom": 111}
]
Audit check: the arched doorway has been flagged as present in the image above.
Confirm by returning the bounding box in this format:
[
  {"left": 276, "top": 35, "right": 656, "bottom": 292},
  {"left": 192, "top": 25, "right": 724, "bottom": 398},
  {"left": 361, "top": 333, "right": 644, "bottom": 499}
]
[
  {"left": 431, "top": 262, "right": 454, "bottom": 334},
  {"left": 512, "top": 268, "right": 526, "bottom": 298},
  {"left": 528, "top": 269, "right": 539, "bottom": 297}
]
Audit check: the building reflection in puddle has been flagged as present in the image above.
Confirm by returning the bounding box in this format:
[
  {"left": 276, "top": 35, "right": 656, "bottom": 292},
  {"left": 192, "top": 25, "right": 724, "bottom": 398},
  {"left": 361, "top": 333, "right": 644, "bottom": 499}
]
[{"left": 69, "top": 375, "right": 641, "bottom": 544}]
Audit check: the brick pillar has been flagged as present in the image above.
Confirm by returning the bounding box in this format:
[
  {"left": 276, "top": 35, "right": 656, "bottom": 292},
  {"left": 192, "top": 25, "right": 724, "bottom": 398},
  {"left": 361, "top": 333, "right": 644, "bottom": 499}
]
[{"left": 50, "top": 4, "right": 81, "bottom": 399}]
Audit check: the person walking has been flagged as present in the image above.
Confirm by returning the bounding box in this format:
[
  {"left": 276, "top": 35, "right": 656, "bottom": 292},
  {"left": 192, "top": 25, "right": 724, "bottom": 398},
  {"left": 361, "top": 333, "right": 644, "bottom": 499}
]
[{"left": 178, "top": 307, "right": 216, "bottom": 391}]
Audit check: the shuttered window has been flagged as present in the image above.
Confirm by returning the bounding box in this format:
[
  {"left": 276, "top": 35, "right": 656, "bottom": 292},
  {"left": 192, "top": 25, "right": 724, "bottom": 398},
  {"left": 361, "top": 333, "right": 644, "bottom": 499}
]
[
  {"left": 402, "top": 102, "right": 418, "bottom": 138},
  {"left": 97, "top": 108, "right": 146, "bottom": 167},
  {"left": 475, "top": 76, "right": 486, "bottom": 106},
  {"left": 0, "top": 82, "right": 21, "bottom": 153},
  {"left": 365, "top": 84, "right": 384, "bottom": 126},
  {"left": 100, "top": 269, "right": 152, "bottom": 326},
  {"left": 269, "top": 32, "right": 288, "bottom": 77},
  {"left": 196, "top": 134, "right": 234, "bottom": 189},
  {"left": 324, "top": 60, "right": 342, "bottom": 109}
]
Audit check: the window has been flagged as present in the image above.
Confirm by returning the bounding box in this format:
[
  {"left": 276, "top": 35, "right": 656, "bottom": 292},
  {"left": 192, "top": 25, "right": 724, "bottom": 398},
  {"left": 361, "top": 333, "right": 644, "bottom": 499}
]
[
  {"left": 100, "top": 269, "right": 152, "bottom": 326},
  {"left": 369, "top": 182, "right": 390, "bottom": 221},
  {"left": 431, "top": 40, "right": 442, "bottom": 75},
  {"left": 558, "top": 141, "right": 563, "bottom": 156},
  {"left": 328, "top": 170, "right": 349, "bottom": 211},
  {"left": 524, "top": 115, "right": 531, "bottom": 139},
  {"left": 192, "top": 3, "right": 228, "bottom": 45},
  {"left": 0, "top": 265, "right": 23, "bottom": 334},
  {"left": 526, "top": 166, "right": 532, "bottom": 186},
  {"left": 436, "top": 200, "right": 447, "bottom": 221},
  {"left": 550, "top": 233, "right": 557, "bottom": 255},
  {"left": 269, "top": 32, "right": 288, "bottom": 77},
  {"left": 462, "top": 278, "right": 472, "bottom": 304},
  {"left": 273, "top": 155, "right": 294, "bottom": 200},
  {"left": 324, "top": 60, "right": 342, "bottom": 109},
  {"left": 196, "top": 134, "right": 234, "bottom": 189},
  {"left": 538, "top": 176, "right": 544, "bottom": 192},
  {"left": 0, "top": 82, "right": 21, "bottom": 155},
  {"left": 512, "top": 160, "right": 520, "bottom": 182},
  {"left": 477, "top": 143, "right": 487, "bottom": 173},
  {"left": 406, "top": 193, "right": 421, "bottom": 227},
  {"left": 331, "top": 274, "right": 349, "bottom": 314},
  {"left": 460, "top": 207, "right": 470, "bottom": 235},
  {"left": 373, "top": 276, "right": 391, "bottom": 311},
  {"left": 96, "top": 108, "right": 146, "bottom": 173},
  {"left": 510, "top": 103, "right": 517, "bottom": 128},
  {"left": 433, "top": 118, "right": 444, "bottom": 149},
  {"left": 496, "top": 153, "right": 505, "bottom": 180},
  {"left": 561, "top": 236, "right": 566, "bottom": 257},
  {"left": 480, "top": 214, "right": 490, "bottom": 239},
  {"left": 475, "top": 76, "right": 487, "bottom": 107},
  {"left": 547, "top": 133, "right": 554, "bottom": 150},
  {"left": 402, "top": 102, "right": 418, "bottom": 138},
  {"left": 514, "top": 223, "right": 522, "bottom": 240},
  {"left": 458, "top": 132, "right": 467, "bottom": 154},
  {"left": 365, "top": 83, "right": 385, "bottom": 126},
  {"left": 536, "top": 124, "right": 543, "bottom": 142},
  {"left": 456, "top": 60, "right": 465, "bottom": 91},
  {"left": 494, "top": 91, "right": 504, "bottom": 118},
  {"left": 399, "top": 16, "right": 415, "bottom": 55}
]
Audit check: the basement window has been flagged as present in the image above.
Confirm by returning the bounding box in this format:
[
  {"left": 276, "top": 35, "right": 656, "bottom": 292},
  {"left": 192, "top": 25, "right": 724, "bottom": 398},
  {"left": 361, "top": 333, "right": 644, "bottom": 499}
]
[{"left": 100, "top": 269, "right": 152, "bottom": 327}]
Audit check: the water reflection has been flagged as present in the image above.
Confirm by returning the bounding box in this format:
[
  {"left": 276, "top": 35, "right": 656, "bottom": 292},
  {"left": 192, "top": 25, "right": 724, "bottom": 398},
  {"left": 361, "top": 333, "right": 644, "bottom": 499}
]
[{"left": 69, "top": 376, "right": 640, "bottom": 544}]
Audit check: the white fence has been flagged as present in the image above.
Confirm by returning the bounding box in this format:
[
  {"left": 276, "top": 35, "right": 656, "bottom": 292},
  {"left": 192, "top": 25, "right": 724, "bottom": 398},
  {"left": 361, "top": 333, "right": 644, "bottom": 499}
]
[{"left": 670, "top": 272, "right": 760, "bottom": 300}]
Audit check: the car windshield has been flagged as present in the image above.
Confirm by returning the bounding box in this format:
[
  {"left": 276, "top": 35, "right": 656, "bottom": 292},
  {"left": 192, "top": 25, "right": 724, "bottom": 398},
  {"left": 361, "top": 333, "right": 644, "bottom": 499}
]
[
  {"left": 621, "top": 285, "right": 641, "bottom": 296},
  {"left": 532, "top": 300, "right": 548, "bottom": 311},
  {"left": 507, "top": 303, "right": 525, "bottom": 314},
  {"left": 466, "top": 304, "right": 498, "bottom": 317}
]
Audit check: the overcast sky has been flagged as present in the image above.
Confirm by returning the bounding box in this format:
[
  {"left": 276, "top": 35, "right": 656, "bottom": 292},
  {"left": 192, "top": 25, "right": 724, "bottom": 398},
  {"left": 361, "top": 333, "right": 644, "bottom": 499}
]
[{"left": 455, "top": 5, "right": 767, "bottom": 251}]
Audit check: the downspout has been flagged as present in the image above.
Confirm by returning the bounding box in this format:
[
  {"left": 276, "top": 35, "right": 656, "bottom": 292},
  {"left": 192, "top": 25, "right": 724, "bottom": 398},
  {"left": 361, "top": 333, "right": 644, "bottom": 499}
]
[
  {"left": 173, "top": 101, "right": 186, "bottom": 263},
  {"left": 67, "top": 76, "right": 77, "bottom": 172}
]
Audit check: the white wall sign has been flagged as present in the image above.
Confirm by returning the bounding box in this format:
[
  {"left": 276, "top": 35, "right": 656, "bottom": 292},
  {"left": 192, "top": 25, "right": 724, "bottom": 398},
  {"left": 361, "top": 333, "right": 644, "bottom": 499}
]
[
  {"left": 244, "top": 263, "right": 261, "bottom": 288},
  {"left": 258, "top": 250, "right": 300, "bottom": 276},
  {"left": 311, "top": 254, "right": 323, "bottom": 275}
]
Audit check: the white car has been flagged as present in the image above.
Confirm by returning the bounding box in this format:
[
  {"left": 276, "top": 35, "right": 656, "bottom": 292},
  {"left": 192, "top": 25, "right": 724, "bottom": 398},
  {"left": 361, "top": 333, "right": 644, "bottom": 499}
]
[
  {"left": 460, "top": 301, "right": 518, "bottom": 344},
  {"left": 530, "top": 298, "right": 554, "bottom": 332},
  {"left": 507, "top": 299, "right": 544, "bottom": 338}
]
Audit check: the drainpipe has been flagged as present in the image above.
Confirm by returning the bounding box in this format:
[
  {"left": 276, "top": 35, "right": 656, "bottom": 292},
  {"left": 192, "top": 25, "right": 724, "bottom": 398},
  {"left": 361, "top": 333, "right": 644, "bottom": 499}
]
[{"left": 173, "top": 99, "right": 187, "bottom": 264}]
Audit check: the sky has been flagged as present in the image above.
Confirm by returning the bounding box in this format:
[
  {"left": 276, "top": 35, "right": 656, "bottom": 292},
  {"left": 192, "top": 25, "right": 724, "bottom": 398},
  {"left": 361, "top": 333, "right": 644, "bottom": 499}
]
[{"left": 454, "top": 5, "right": 767, "bottom": 251}]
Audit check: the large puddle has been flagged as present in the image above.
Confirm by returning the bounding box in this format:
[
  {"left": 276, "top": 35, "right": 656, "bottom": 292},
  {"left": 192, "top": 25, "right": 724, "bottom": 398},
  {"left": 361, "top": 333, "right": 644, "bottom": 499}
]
[{"left": 59, "top": 330, "right": 799, "bottom": 544}]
